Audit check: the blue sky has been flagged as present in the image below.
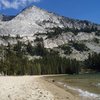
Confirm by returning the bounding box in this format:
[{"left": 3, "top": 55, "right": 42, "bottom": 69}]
[{"left": 0, "top": 0, "right": 100, "bottom": 24}]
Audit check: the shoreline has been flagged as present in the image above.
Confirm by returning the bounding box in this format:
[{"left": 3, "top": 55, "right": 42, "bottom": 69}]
[
  {"left": 0, "top": 76, "right": 80, "bottom": 100},
  {"left": 43, "top": 75, "right": 100, "bottom": 100},
  {"left": 39, "top": 76, "right": 80, "bottom": 100}
]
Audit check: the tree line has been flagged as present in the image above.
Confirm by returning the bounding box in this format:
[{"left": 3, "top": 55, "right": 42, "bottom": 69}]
[
  {"left": 0, "top": 41, "right": 80, "bottom": 75},
  {"left": 84, "top": 53, "right": 100, "bottom": 71},
  {"left": 0, "top": 38, "right": 99, "bottom": 75}
]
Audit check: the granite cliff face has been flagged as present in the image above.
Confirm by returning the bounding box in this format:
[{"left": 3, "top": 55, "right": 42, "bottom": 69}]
[
  {"left": 0, "top": 14, "right": 14, "bottom": 21},
  {"left": 0, "top": 6, "right": 100, "bottom": 36},
  {"left": 0, "top": 5, "right": 100, "bottom": 60}
]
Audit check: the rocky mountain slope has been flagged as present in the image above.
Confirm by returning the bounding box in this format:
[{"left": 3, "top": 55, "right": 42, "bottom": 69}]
[
  {"left": 0, "top": 5, "right": 100, "bottom": 61},
  {"left": 0, "top": 14, "right": 14, "bottom": 21}
]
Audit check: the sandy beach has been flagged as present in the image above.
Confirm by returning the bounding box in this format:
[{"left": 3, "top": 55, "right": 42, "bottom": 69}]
[{"left": 0, "top": 76, "right": 80, "bottom": 100}]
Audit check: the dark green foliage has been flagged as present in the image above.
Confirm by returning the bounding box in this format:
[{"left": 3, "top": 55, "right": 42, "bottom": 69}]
[
  {"left": 47, "top": 27, "right": 79, "bottom": 38},
  {"left": 0, "top": 44, "right": 80, "bottom": 75},
  {"left": 47, "top": 27, "right": 63, "bottom": 38},
  {"left": 14, "top": 41, "right": 22, "bottom": 52},
  {"left": 33, "top": 37, "right": 48, "bottom": 56},
  {"left": 63, "top": 26, "right": 97, "bottom": 34},
  {"left": 95, "top": 31, "right": 100, "bottom": 36},
  {"left": 1, "top": 34, "right": 10, "bottom": 40},
  {"left": 26, "top": 41, "right": 34, "bottom": 55},
  {"left": 93, "top": 38, "right": 99, "bottom": 43},
  {"left": 33, "top": 55, "right": 80, "bottom": 75},
  {"left": 80, "top": 26, "right": 97, "bottom": 33},
  {"left": 63, "top": 27, "right": 79, "bottom": 35},
  {"left": 49, "top": 49, "right": 59, "bottom": 55},
  {"left": 43, "top": 26, "right": 98, "bottom": 39},
  {"left": 85, "top": 53, "right": 100, "bottom": 71},
  {"left": 13, "top": 41, "right": 23, "bottom": 57},
  {"left": 33, "top": 43, "right": 48, "bottom": 56},
  {"left": 16, "top": 34, "right": 21, "bottom": 39},
  {"left": 35, "top": 33, "right": 47, "bottom": 36},
  {"left": 72, "top": 42, "right": 89, "bottom": 52},
  {"left": 59, "top": 44, "right": 72, "bottom": 55},
  {"left": 34, "top": 37, "right": 43, "bottom": 42},
  {"left": 0, "top": 39, "right": 81, "bottom": 75},
  {"left": 26, "top": 38, "right": 48, "bottom": 56}
]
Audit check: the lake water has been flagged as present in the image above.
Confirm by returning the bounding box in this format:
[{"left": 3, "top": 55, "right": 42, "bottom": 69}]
[{"left": 46, "top": 73, "right": 100, "bottom": 100}]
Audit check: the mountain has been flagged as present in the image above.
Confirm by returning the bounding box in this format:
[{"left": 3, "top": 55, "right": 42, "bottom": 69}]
[
  {"left": 0, "top": 5, "right": 100, "bottom": 61},
  {"left": 0, "top": 6, "right": 100, "bottom": 35},
  {"left": 0, "top": 14, "right": 15, "bottom": 21}
]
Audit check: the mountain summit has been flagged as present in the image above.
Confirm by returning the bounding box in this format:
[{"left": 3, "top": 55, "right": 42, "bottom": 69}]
[
  {"left": 0, "top": 5, "right": 100, "bottom": 60},
  {"left": 0, "top": 5, "right": 100, "bottom": 36}
]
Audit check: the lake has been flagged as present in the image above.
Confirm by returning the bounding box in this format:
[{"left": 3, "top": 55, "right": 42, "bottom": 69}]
[{"left": 45, "top": 73, "right": 100, "bottom": 100}]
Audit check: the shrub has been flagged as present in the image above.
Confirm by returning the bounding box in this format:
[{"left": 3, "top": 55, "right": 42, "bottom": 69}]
[
  {"left": 72, "top": 42, "right": 89, "bottom": 52},
  {"left": 59, "top": 44, "right": 72, "bottom": 55},
  {"left": 93, "top": 38, "right": 99, "bottom": 43},
  {"left": 85, "top": 53, "right": 100, "bottom": 71}
]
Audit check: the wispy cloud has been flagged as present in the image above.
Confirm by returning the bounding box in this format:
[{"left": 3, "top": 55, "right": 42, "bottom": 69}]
[{"left": 0, "top": 0, "right": 41, "bottom": 9}]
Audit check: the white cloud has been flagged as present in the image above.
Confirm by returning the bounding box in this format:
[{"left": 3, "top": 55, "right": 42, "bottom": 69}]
[{"left": 0, "top": 0, "right": 40, "bottom": 9}]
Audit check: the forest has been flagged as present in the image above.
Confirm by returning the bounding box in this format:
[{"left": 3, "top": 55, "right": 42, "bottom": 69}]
[
  {"left": 0, "top": 39, "right": 99, "bottom": 76},
  {"left": 0, "top": 40, "right": 80, "bottom": 75},
  {"left": 0, "top": 25, "right": 99, "bottom": 75}
]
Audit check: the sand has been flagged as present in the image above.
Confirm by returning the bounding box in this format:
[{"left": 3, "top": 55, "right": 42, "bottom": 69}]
[{"left": 0, "top": 76, "right": 80, "bottom": 100}]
